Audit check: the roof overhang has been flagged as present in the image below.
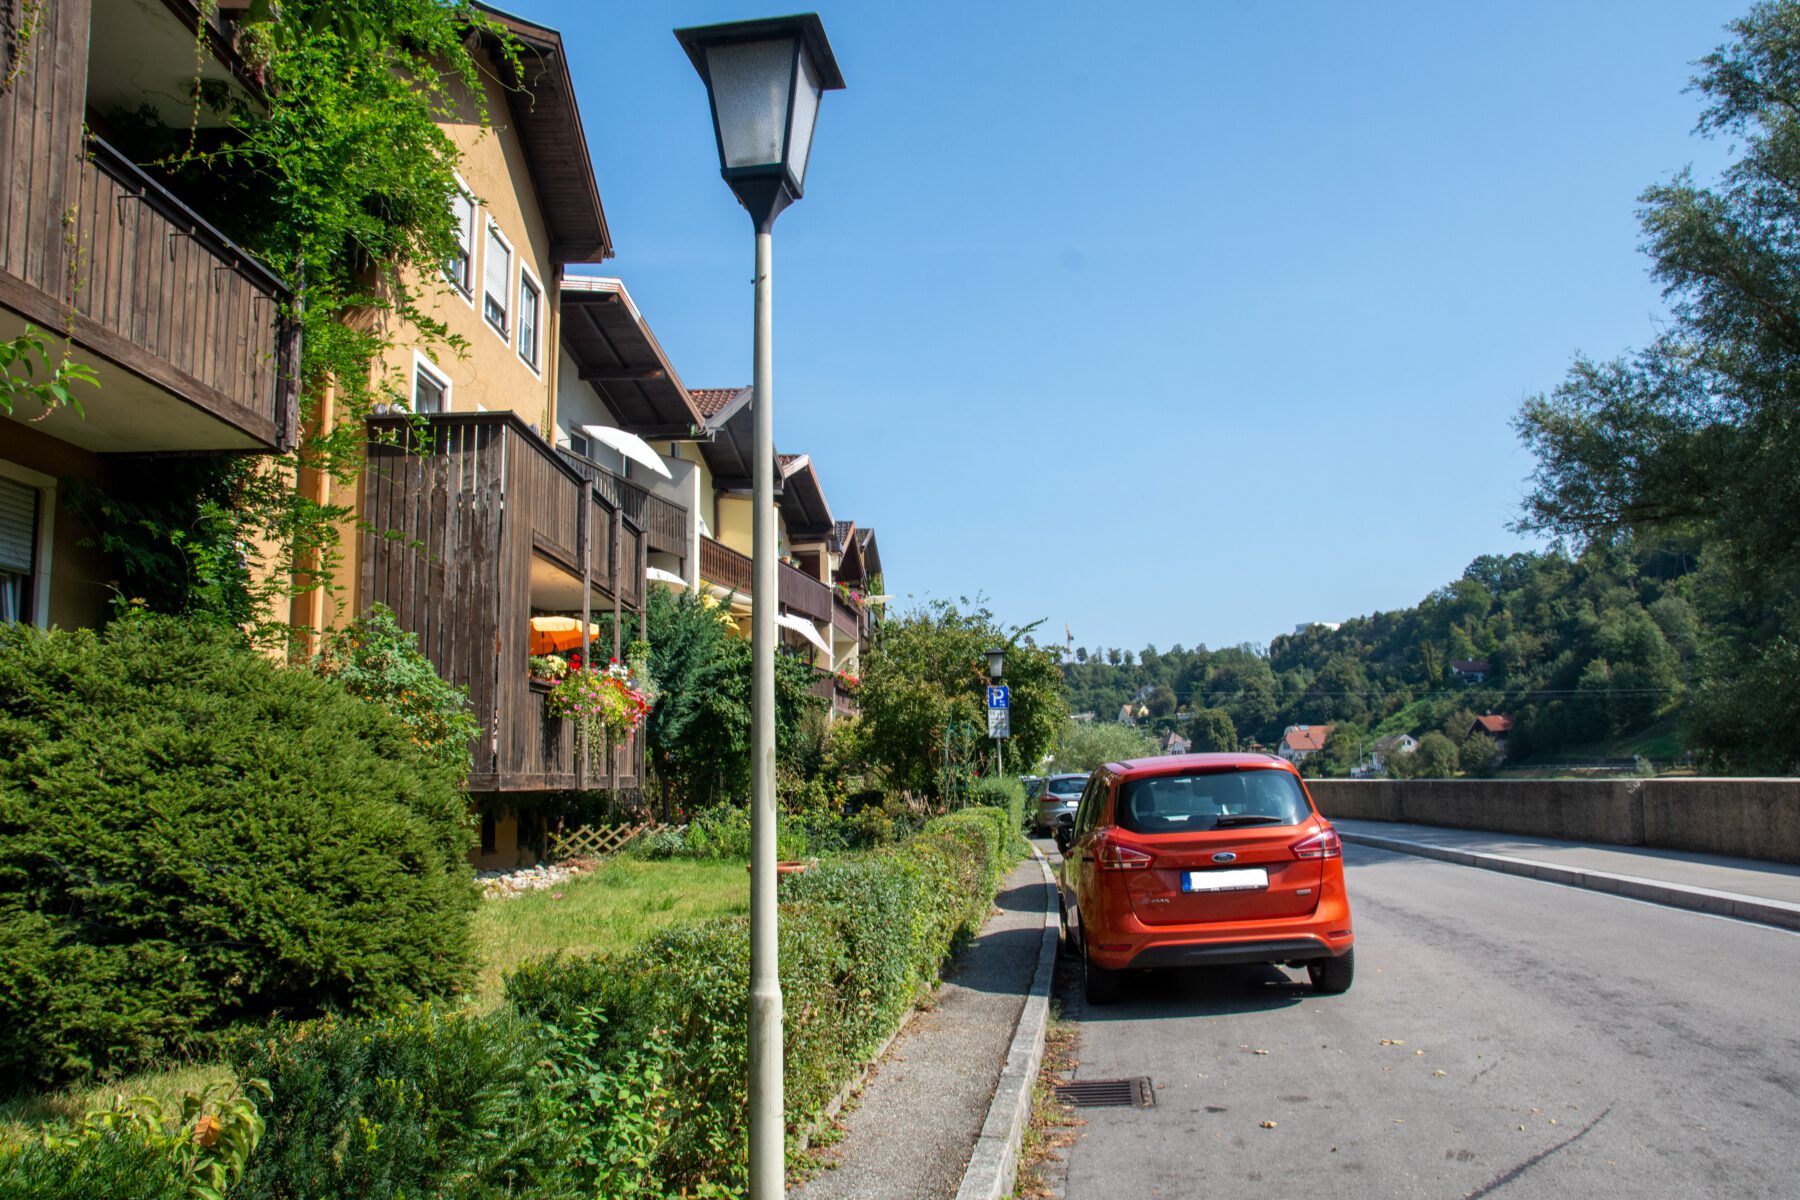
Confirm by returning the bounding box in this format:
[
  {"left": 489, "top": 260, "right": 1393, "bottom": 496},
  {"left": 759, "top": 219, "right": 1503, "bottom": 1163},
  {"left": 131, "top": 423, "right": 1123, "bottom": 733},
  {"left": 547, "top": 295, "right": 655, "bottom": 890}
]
[
  {"left": 697, "top": 393, "right": 779, "bottom": 491},
  {"left": 778, "top": 454, "right": 833, "bottom": 537},
  {"left": 856, "top": 526, "right": 882, "bottom": 579},
  {"left": 561, "top": 276, "right": 706, "bottom": 436},
  {"left": 474, "top": 4, "right": 612, "bottom": 263}
]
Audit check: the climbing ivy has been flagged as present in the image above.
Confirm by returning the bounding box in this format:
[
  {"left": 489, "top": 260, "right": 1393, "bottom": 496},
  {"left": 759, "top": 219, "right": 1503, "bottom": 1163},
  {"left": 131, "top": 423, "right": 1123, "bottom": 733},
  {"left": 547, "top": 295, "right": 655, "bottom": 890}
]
[{"left": 76, "top": 0, "right": 517, "bottom": 646}]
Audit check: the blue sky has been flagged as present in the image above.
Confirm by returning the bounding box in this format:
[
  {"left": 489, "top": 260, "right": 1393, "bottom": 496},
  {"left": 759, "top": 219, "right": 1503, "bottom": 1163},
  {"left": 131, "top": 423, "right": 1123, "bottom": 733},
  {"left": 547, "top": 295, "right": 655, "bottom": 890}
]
[{"left": 521, "top": 0, "right": 1742, "bottom": 653}]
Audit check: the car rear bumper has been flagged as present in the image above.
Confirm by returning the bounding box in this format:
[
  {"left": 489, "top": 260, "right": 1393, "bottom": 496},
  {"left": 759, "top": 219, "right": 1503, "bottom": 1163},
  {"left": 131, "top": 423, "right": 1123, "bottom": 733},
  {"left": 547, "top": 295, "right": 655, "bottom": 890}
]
[{"left": 1126, "top": 936, "right": 1338, "bottom": 969}]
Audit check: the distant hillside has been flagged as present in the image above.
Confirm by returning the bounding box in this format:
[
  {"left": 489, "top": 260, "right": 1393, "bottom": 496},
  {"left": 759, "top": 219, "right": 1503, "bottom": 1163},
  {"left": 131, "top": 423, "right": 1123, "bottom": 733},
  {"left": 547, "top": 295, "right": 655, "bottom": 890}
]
[{"left": 1061, "top": 540, "right": 1700, "bottom": 770}]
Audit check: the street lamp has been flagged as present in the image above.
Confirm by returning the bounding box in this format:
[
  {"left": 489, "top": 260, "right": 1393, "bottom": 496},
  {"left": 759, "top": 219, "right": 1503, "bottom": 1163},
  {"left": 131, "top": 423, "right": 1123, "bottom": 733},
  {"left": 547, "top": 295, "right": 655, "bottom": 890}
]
[
  {"left": 986, "top": 647, "right": 1007, "bottom": 777},
  {"left": 986, "top": 646, "right": 1006, "bottom": 682},
  {"left": 675, "top": 16, "right": 844, "bottom": 1200}
]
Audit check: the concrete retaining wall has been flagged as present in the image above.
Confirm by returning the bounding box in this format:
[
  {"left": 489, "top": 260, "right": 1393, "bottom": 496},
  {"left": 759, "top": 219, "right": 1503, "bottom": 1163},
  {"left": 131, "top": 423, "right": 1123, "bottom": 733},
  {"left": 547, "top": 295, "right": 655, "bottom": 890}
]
[{"left": 1306, "top": 778, "right": 1800, "bottom": 865}]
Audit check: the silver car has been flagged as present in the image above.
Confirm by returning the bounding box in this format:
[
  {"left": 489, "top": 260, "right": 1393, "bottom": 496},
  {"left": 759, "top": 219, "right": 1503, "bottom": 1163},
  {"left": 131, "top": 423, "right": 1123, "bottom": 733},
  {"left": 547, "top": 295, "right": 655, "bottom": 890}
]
[{"left": 1034, "top": 772, "right": 1089, "bottom": 833}]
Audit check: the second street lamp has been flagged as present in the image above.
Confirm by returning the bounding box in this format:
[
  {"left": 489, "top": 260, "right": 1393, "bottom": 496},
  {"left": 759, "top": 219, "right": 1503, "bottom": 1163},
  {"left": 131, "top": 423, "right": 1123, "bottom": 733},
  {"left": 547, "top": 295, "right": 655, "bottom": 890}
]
[{"left": 675, "top": 15, "right": 844, "bottom": 1200}]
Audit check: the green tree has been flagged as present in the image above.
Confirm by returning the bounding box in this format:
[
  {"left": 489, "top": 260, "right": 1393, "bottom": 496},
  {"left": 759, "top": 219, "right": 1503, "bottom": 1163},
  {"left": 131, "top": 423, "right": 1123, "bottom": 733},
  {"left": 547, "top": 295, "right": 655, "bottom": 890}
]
[
  {"left": 1460, "top": 732, "right": 1501, "bottom": 777},
  {"left": 1413, "top": 732, "right": 1460, "bottom": 778},
  {"left": 1144, "top": 682, "right": 1177, "bottom": 719},
  {"left": 1049, "top": 720, "right": 1158, "bottom": 774},
  {"left": 1185, "top": 707, "right": 1238, "bottom": 752},
  {"left": 1514, "top": 3, "right": 1800, "bottom": 770},
  {"left": 858, "top": 600, "right": 1066, "bottom": 800}
]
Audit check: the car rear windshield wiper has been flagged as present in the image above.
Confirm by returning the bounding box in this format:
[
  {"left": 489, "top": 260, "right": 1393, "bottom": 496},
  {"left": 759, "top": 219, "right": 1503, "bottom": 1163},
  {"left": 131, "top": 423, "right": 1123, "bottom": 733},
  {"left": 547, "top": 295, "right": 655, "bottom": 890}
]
[{"left": 1211, "top": 814, "right": 1289, "bottom": 827}]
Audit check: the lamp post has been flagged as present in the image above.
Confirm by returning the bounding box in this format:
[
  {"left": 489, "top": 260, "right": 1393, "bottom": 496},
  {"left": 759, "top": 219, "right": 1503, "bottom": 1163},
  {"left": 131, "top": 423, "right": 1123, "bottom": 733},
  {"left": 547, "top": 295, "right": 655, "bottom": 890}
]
[{"left": 675, "top": 16, "right": 844, "bottom": 1199}]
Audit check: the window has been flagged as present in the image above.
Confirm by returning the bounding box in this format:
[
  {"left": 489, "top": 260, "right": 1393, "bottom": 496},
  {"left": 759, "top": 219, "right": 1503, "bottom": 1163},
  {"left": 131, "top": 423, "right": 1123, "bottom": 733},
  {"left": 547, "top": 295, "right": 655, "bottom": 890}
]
[
  {"left": 0, "top": 476, "right": 38, "bottom": 624},
  {"left": 568, "top": 431, "right": 590, "bottom": 459},
  {"left": 517, "top": 270, "right": 541, "bottom": 370},
  {"left": 446, "top": 183, "right": 476, "bottom": 296},
  {"left": 483, "top": 221, "right": 512, "bottom": 335},
  {"left": 1116, "top": 769, "right": 1310, "bottom": 835},
  {"left": 413, "top": 357, "right": 450, "bottom": 413}
]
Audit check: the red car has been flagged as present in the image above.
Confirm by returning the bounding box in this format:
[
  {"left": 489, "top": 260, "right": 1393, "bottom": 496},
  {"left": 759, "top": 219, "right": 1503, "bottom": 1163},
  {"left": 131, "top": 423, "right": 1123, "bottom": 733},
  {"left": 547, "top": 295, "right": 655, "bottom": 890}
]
[{"left": 1055, "top": 753, "right": 1354, "bottom": 1004}]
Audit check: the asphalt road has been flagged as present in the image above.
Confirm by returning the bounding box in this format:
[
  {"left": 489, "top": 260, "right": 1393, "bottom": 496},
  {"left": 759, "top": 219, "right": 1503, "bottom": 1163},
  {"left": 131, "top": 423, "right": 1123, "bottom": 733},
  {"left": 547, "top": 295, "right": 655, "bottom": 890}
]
[{"left": 1046, "top": 840, "right": 1800, "bottom": 1199}]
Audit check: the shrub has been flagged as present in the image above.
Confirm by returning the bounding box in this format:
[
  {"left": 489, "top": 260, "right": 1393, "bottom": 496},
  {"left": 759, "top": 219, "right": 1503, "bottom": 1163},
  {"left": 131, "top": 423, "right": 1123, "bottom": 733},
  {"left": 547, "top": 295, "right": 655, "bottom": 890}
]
[
  {"left": 504, "top": 807, "right": 1018, "bottom": 1195},
  {"left": 228, "top": 1006, "right": 567, "bottom": 1200},
  {"left": 970, "top": 776, "right": 1027, "bottom": 832},
  {"left": 0, "top": 1135, "right": 188, "bottom": 1200},
  {"left": 0, "top": 618, "right": 477, "bottom": 1091},
  {"left": 313, "top": 603, "right": 479, "bottom": 775}
]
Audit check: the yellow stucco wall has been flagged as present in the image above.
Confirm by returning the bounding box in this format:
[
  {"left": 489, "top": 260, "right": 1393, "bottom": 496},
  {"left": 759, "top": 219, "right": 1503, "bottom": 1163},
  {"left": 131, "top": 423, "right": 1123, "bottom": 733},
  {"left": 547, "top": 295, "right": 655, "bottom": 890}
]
[{"left": 375, "top": 47, "right": 559, "bottom": 427}]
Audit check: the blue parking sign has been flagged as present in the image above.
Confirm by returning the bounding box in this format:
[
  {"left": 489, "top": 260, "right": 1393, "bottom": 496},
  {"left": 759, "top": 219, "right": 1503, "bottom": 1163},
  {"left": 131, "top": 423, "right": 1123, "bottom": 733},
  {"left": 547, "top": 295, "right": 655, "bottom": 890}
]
[{"left": 987, "top": 685, "right": 1010, "bottom": 708}]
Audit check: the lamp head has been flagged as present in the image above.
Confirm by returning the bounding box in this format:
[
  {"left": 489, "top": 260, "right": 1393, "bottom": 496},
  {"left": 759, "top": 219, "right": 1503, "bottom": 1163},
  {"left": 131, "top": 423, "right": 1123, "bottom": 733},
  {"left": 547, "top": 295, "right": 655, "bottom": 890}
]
[{"left": 675, "top": 14, "right": 846, "bottom": 231}]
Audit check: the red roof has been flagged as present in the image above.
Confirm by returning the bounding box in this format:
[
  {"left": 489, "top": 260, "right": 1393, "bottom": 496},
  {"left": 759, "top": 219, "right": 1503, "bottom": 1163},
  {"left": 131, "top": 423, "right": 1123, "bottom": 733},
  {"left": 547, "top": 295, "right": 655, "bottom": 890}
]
[
  {"left": 1281, "top": 725, "right": 1333, "bottom": 752},
  {"left": 689, "top": 387, "right": 749, "bottom": 418},
  {"left": 1472, "top": 714, "right": 1514, "bottom": 735},
  {"left": 1450, "top": 659, "right": 1490, "bottom": 674}
]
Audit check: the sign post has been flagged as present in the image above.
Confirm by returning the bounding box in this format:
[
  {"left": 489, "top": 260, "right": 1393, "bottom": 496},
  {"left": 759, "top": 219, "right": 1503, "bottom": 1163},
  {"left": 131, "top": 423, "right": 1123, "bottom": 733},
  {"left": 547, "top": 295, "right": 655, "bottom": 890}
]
[{"left": 987, "top": 684, "right": 1010, "bottom": 775}]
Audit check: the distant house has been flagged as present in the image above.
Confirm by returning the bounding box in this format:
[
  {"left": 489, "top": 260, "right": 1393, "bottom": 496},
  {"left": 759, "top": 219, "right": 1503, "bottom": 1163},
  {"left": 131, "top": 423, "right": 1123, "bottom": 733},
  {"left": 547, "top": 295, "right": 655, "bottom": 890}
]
[
  {"left": 1070, "top": 711, "right": 1096, "bottom": 724},
  {"left": 1278, "top": 724, "right": 1334, "bottom": 764},
  {"left": 1370, "top": 733, "right": 1418, "bottom": 773},
  {"left": 1467, "top": 714, "right": 1514, "bottom": 758},
  {"left": 1450, "top": 659, "right": 1490, "bottom": 684},
  {"left": 1160, "top": 731, "right": 1191, "bottom": 756}
]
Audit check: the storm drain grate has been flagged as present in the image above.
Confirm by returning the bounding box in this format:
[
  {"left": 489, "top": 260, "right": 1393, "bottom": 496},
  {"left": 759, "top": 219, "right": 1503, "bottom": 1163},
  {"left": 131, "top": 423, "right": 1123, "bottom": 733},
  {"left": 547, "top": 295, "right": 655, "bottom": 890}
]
[{"left": 1054, "top": 1077, "right": 1155, "bottom": 1108}]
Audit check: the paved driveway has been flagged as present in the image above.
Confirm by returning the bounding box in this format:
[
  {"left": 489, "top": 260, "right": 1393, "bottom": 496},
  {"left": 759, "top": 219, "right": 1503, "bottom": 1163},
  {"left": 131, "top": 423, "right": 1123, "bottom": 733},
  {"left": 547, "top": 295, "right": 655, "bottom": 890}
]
[{"left": 1051, "top": 841, "right": 1800, "bottom": 1199}]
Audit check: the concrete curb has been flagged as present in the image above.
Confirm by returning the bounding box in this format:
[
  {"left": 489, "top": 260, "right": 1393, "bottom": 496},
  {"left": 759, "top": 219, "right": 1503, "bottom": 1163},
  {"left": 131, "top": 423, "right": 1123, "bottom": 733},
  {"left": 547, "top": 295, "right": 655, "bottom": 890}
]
[
  {"left": 953, "top": 847, "right": 1060, "bottom": 1200},
  {"left": 1340, "top": 830, "right": 1800, "bottom": 933}
]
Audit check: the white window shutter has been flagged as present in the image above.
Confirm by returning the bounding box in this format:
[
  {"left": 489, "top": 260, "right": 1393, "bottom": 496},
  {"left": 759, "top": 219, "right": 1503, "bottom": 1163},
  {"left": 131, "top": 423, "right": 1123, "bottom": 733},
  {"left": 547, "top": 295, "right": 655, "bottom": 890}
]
[{"left": 484, "top": 226, "right": 510, "bottom": 327}]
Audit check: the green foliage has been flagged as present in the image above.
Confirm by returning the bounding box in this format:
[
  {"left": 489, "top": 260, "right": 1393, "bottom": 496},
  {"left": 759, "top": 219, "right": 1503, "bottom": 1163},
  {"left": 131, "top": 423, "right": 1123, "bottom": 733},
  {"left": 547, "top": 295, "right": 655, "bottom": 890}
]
[
  {"left": 1512, "top": 3, "right": 1800, "bottom": 771},
  {"left": 1459, "top": 733, "right": 1501, "bottom": 778},
  {"left": 228, "top": 1006, "right": 565, "bottom": 1200},
  {"left": 1185, "top": 707, "right": 1238, "bottom": 752},
  {"left": 76, "top": 0, "right": 518, "bottom": 637},
  {"left": 313, "top": 603, "right": 477, "bottom": 775},
  {"left": 1413, "top": 732, "right": 1460, "bottom": 778},
  {"left": 0, "top": 617, "right": 475, "bottom": 1091},
  {"left": 505, "top": 809, "right": 1016, "bottom": 1195},
  {"left": 0, "top": 325, "right": 99, "bottom": 420},
  {"left": 0, "top": 1134, "right": 188, "bottom": 1200},
  {"left": 858, "top": 599, "right": 1067, "bottom": 799},
  {"left": 1050, "top": 718, "right": 1158, "bottom": 773},
  {"left": 641, "top": 587, "right": 825, "bottom": 811},
  {"left": 971, "top": 776, "right": 1028, "bottom": 834}
]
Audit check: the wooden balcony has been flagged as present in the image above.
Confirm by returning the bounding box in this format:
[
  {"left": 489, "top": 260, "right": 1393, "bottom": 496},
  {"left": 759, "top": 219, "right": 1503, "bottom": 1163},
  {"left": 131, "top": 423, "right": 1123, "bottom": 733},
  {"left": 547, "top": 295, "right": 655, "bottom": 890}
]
[
  {"left": 701, "top": 535, "right": 753, "bottom": 597},
  {"left": 780, "top": 561, "right": 832, "bottom": 625},
  {"left": 557, "top": 447, "right": 689, "bottom": 566},
  {"left": 361, "top": 412, "right": 645, "bottom": 793},
  {"left": 832, "top": 594, "right": 863, "bottom": 640},
  {"left": 0, "top": 9, "right": 299, "bottom": 455}
]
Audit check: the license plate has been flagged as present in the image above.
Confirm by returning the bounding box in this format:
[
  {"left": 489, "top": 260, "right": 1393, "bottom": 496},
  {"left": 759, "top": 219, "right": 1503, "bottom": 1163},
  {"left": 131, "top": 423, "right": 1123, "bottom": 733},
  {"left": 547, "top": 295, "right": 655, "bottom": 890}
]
[{"left": 1182, "top": 868, "right": 1269, "bottom": 893}]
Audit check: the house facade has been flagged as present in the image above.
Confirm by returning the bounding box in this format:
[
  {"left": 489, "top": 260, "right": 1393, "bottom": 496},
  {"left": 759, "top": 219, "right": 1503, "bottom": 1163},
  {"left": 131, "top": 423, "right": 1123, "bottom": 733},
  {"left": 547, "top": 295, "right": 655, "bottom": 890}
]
[
  {"left": 1278, "top": 724, "right": 1334, "bottom": 764},
  {"left": 1, "top": 0, "right": 300, "bottom": 630}
]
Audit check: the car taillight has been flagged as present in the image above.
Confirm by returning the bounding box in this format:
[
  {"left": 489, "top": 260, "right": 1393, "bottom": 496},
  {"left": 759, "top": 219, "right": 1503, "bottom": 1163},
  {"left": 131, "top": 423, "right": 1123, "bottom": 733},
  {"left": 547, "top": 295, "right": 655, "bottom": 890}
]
[
  {"left": 1291, "top": 828, "right": 1342, "bottom": 860},
  {"left": 1097, "top": 838, "right": 1154, "bottom": 870}
]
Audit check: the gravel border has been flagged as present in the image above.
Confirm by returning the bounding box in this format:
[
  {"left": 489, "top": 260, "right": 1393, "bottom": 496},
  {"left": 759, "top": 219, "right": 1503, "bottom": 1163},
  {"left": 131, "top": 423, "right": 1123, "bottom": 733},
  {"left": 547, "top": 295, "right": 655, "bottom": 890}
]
[{"left": 953, "top": 847, "right": 1060, "bottom": 1200}]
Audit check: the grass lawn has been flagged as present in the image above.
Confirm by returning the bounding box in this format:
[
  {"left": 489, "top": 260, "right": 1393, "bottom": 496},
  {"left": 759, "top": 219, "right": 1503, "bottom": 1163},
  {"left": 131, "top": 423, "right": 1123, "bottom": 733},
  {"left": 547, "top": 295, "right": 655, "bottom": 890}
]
[
  {"left": 470, "top": 855, "right": 749, "bottom": 1006},
  {"left": 2, "top": 856, "right": 749, "bottom": 1144}
]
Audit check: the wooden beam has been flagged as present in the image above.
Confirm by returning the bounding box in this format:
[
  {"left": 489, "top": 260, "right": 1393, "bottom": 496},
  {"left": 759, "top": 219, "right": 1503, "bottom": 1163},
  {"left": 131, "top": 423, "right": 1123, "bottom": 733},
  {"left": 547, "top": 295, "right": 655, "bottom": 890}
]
[{"left": 580, "top": 366, "right": 665, "bottom": 382}]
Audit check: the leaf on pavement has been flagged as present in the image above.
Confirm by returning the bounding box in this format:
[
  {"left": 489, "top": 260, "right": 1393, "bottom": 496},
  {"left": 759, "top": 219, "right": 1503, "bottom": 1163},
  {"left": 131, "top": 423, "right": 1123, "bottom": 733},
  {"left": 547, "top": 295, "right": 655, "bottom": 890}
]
[{"left": 1260, "top": 1120, "right": 1278, "bottom": 1129}]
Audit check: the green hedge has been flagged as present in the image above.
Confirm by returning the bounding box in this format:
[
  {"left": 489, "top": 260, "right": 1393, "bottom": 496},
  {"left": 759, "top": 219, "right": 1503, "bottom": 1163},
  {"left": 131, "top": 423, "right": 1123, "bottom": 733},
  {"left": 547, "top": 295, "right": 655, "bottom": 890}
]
[
  {"left": 0, "top": 618, "right": 476, "bottom": 1091},
  {"left": 505, "top": 805, "right": 1018, "bottom": 1195},
  {"left": 8, "top": 808, "right": 1019, "bottom": 1198},
  {"left": 970, "top": 776, "right": 1029, "bottom": 834}
]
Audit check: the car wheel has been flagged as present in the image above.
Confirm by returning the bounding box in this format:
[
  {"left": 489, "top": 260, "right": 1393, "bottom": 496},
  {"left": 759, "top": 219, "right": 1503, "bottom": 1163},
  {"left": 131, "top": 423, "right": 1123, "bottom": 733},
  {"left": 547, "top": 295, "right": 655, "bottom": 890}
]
[
  {"left": 1308, "top": 947, "right": 1354, "bottom": 995},
  {"left": 1058, "top": 897, "right": 1079, "bottom": 959},
  {"left": 1083, "top": 935, "right": 1123, "bottom": 1006}
]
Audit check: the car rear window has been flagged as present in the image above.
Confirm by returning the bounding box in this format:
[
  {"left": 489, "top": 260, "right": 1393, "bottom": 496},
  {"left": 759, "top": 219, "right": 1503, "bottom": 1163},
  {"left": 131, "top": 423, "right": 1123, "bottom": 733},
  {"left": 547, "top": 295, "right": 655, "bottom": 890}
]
[
  {"left": 1024, "top": 779, "right": 1045, "bottom": 799},
  {"left": 1115, "top": 769, "right": 1311, "bottom": 834},
  {"left": 1046, "top": 777, "right": 1087, "bottom": 797}
]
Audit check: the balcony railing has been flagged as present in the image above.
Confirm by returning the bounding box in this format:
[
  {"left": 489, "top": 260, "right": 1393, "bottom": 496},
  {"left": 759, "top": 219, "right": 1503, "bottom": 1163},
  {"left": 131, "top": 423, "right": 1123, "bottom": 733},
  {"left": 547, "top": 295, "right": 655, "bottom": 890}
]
[
  {"left": 701, "top": 535, "right": 753, "bottom": 597},
  {"left": 780, "top": 561, "right": 832, "bottom": 625},
  {"left": 73, "top": 136, "right": 299, "bottom": 448},
  {"left": 832, "top": 594, "right": 863, "bottom": 640},
  {"left": 557, "top": 447, "right": 689, "bottom": 561}
]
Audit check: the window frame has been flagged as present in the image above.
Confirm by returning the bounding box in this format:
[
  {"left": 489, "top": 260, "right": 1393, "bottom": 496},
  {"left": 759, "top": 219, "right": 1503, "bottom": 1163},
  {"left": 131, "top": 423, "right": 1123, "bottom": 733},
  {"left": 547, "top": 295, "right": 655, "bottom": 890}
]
[
  {"left": 482, "top": 218, "right": 514, "bottom": 340},
  {"left": 444, "top": 174, "right": 477, "bottom": 303},
  {"left": 516, "top": 265, "right": 543, "bottom": 373},
  {"left": 411, "top": 351, "right": 452, "bottom": 414},
  {"left": 0, "top": 460, "right": 54, "bottom": 629}
]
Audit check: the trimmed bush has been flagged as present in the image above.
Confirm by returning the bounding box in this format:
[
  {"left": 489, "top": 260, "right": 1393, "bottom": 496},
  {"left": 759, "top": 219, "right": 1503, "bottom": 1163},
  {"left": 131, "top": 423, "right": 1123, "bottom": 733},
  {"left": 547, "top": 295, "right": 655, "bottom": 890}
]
[
  {"left": 227, "top": 1006, "right": 567, "bottom": 1200},
  {"left": 970, "top": 776, "right": 1029, "bottom": 835},
  {"left": 0, "top": 1135, "right": 188, "bottom": 1200},
  {"left": 505, "top": 807, "right": 1018, "bottom": 1195},
  {"left": 0, "top": 617, "right": 477, "bottom": 1091}
]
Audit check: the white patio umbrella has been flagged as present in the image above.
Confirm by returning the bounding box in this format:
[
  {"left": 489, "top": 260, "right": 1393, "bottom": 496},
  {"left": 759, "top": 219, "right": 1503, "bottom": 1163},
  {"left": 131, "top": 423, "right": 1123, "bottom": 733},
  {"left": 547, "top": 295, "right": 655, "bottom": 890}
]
[{"left": 579, "top": 424, "right": 673, "bottom": 479}]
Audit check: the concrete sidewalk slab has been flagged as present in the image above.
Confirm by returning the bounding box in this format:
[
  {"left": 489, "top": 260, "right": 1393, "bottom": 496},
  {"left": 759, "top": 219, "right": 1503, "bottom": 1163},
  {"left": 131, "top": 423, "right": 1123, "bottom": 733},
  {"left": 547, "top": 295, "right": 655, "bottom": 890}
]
[
  {"left": 1337, "top": 818, "right": 1800, "bottom": 932},
  {"left": 793, "top": 853, "right": 1056, "bottom": 1200}
]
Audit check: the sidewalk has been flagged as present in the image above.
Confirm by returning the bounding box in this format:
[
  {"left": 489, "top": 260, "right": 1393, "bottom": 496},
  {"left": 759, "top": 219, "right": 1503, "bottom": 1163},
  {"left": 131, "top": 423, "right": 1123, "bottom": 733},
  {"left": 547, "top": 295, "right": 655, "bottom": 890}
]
[
  {"left": 1335, "top": 818, "right": 1800, "bottom": 930},
  {"left": 793, "top": 854, "right": 1054, "bottom": 1200}
]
